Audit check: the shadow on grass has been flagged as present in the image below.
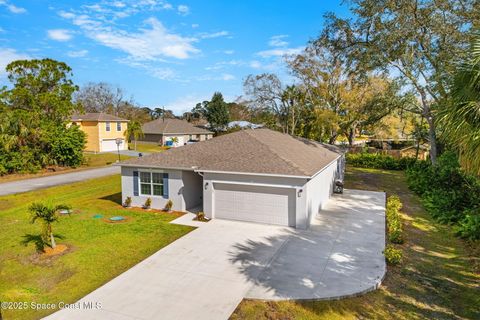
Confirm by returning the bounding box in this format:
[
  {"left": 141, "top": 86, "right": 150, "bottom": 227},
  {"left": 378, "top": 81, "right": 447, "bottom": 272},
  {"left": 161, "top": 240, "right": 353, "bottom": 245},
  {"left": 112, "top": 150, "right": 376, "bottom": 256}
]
[
  {"left": 100, "top": 192, "right": 122, "bottom": 206},
  {"left": 21, "top": 234, "right": 66, "bottom": 252}
]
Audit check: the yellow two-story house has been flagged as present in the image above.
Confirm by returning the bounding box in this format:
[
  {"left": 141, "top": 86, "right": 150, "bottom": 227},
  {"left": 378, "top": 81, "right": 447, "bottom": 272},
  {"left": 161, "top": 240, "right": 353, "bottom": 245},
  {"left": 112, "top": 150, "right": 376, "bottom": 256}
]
[{"left": 71, "top": 112, "right": 129, "bottom": 153}]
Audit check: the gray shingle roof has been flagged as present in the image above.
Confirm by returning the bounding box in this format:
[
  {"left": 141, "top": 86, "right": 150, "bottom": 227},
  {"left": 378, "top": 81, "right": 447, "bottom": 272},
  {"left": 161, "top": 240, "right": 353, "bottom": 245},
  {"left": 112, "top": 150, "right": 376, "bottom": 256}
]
[
  {"left": 120, "top": 128, "right": 343, "bottom": 177},
  {"left": 71, "top": 112, "right": 129, "bottom": 122},
  {"left": 142, "top": 118, "right": 213, "bottom": 135}
]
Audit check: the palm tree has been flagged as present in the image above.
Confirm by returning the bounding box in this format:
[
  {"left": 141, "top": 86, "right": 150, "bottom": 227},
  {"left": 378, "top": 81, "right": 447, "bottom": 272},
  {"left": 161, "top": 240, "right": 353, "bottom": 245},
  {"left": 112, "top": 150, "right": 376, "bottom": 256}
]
[
  {"left": 124, "top": 120, "right": 144, "bottom": 151},
  {"left": 439, "top": 32, "right": 480, "bottom": 175},
  {"left": 29, "top": 202, "right": 70, "bottom": 249}
]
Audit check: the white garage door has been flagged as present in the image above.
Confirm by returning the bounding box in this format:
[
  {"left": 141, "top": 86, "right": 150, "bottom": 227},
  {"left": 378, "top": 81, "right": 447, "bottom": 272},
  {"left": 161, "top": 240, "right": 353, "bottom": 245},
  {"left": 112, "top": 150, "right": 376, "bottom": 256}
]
[
  {"left": 214, "top": 183, "right": 295, "bottom": 227},
  {"left": 101, "top": 139, "right": 124, "bottom": 152}
]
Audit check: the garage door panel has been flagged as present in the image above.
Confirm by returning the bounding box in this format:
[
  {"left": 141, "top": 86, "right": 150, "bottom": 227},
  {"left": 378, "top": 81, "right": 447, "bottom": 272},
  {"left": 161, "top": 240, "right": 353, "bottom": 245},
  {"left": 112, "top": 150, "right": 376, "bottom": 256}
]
[
  {"left": 214, "top": 183, "right": 295, "bottom": 227},
  {"left": 101, "top": 139, "right": 125, "bottom": 152}
]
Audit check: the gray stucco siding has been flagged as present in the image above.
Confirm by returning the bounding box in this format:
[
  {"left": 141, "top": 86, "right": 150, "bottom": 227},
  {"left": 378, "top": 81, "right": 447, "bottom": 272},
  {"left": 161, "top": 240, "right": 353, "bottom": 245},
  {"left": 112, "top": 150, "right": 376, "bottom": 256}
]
[
  {"left": 121, "top": 166, "right": 186, "bottom": 211},
  {"left": 304, "top": 156, "right": 342, "bottom": 227}
]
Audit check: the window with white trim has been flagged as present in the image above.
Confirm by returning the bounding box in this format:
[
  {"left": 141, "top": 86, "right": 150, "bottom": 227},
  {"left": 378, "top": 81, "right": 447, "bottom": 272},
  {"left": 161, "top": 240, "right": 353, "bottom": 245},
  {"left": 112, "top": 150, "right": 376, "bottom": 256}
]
[
  {"left": 106, "top": 122, "right": 111, "bottom": 131},
  {"left": 139, "top": 172, "right": 164, "bottom": 196},
  {"left": 116, "top": 122, "right": 122, "bottom": 131}
]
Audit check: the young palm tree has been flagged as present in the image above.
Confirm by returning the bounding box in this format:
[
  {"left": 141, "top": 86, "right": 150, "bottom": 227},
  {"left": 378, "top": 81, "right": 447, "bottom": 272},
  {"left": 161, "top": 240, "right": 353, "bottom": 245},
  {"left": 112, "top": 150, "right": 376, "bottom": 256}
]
[
  {"left": 124, "top": 120, "right": 144, "bottom": 151},
  {"left": 29, "top": 202, "right": 70, "bottom": 249},
  {"left": 439, "top": 32, "right": 480, "bottom": 175}
]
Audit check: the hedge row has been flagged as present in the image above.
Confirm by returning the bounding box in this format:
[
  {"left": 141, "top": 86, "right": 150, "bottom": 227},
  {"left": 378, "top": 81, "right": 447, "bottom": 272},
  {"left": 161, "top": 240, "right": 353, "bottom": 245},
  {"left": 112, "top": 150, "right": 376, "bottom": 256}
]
[
  {"left": 384, "top": 195, "right": 405, "bottom": 265},
  {"left": 386, "top": 195, "right": 404, "bottom": 244},
  {"left": 346, "top": 152, "right": 417, "bottom": 170}
]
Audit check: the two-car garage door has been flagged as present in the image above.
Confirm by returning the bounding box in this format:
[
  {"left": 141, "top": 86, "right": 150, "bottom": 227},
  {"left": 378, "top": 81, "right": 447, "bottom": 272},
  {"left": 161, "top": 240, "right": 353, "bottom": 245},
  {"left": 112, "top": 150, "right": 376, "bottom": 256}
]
[{"left": 214, "top": 183, "right": 296, "bottom": 227}]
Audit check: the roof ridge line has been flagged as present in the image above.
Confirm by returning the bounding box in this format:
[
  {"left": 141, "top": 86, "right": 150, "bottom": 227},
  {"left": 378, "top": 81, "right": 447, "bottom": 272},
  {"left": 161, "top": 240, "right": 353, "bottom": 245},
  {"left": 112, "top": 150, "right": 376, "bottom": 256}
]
[{"left": 245, "top": 129, "right": 309, "bottom": 176}]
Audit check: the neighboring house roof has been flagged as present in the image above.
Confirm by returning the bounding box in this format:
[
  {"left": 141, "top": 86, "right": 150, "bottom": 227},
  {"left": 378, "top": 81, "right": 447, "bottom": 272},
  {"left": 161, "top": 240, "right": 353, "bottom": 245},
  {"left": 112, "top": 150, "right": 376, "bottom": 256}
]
[
  {"left": 71, "top": 112, "right": 129, "bottom": 122},
  {"left": 120, "top": 128, "right": 343, "bottom": 177},
  {"left": 142, "top": 118, "right": 214, "bottom": 135}
]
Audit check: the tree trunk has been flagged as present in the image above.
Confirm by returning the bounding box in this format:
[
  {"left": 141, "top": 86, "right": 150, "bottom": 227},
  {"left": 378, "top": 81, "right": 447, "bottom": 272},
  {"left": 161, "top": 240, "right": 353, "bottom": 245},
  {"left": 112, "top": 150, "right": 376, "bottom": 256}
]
[
  {"left": 49, "top": 225, "right": 56, "bottom": 249},
  {"left": 134, "top": 139, "right": 137, "bottom": 151},
  {"left": 426, "top": 115, "right": 437, "bottom": 164},
  {"left": 348, "top": 127, "right": 355, "bottom": 147},
  {"left": 329, "top": 133, "right": 338, "bottom": 145}
]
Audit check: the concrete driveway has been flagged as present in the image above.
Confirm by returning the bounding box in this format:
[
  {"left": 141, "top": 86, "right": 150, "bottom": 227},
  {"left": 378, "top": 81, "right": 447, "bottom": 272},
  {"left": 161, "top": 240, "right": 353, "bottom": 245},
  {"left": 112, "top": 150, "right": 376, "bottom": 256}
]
[
  {"left": 44, "top": 189, "right": 385, "bottom": 320},
  {"left": 0, "top": 166, "right": 120, "bottom": 196}
]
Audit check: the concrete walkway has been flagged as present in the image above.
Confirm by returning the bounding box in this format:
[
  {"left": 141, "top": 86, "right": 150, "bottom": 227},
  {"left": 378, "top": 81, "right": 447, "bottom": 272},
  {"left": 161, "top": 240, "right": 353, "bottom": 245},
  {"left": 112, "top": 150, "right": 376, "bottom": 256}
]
[
  {"left": 44, "top": 189, "right": 385, "bottom": 320},
  {"left": 0, "top": 166, "right": 120, "bottom": 196}
]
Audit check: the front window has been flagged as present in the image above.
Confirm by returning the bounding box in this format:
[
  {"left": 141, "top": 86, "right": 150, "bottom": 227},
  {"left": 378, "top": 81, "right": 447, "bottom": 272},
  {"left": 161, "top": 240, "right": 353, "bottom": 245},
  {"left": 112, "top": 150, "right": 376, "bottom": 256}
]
[
  {"left": 106, "top": 122, "right": 111, "bottom": 131},
  {"left": 117, "top": 122, "right": 122, "bottom": 131},
  {"left": 140, "top": 172, "right": 163, "bottom": 196}
]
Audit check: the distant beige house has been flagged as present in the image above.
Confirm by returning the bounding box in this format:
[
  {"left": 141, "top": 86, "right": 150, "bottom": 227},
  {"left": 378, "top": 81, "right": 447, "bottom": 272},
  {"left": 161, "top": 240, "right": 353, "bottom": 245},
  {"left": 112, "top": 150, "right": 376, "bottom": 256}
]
[
  {"left": 71, "top": 112, "right": 129, "bottom": 153},
  {"left": 141, "top": 118, "right": 214, "bottom": 147}
]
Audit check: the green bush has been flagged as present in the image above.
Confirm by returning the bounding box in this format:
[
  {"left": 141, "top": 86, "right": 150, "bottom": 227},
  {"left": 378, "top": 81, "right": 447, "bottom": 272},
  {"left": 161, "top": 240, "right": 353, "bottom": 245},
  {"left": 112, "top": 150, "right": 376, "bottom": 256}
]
[
  {"left": 346, "top": 152, "right": 416, "bottom": 170},
  {"left": 386, "top": 195, "right": 404, "bottom": 244},
  {"left": 455, "top": 212, "right": 480, "bottom": 241},
  {"left": 384, "top": 244, "right": 403, "bottom": 265},
  {"left": 49, "top": 125, "right": 86, "bottom": 167},
  {"left": 406, "top": 151, "right": 480, "bottom": 240}
]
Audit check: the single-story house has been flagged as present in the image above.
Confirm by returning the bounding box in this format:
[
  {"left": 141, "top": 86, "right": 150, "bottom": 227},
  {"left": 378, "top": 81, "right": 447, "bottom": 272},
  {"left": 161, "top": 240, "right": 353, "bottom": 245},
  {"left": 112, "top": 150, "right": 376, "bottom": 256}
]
[
  {"left": 71, "top": 112, "right": 129, "bottom": 152},
  {"left": 140, "top": 118, "right": 214, "bottom": 147},
  {"left": 119, "top": 128, "right": 344, "bottom": 229}
]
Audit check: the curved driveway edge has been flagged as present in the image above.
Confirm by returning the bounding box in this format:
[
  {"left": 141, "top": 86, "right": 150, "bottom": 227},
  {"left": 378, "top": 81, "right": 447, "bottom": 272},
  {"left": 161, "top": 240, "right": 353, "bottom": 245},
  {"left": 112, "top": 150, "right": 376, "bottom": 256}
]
[{"left": 245, "top": 189, "right": 386, "bottom": 301}]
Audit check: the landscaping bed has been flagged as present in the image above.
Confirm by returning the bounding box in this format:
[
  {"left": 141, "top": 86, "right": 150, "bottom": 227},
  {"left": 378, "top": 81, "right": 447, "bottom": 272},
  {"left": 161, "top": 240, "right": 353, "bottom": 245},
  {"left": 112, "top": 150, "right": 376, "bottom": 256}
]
[{"left": 0, "top": 175, "right": 193, "bottom": 320}]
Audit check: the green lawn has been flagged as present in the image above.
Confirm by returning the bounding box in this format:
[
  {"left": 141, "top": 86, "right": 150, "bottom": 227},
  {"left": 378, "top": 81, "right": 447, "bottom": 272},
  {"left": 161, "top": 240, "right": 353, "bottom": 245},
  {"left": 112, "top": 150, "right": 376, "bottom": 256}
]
[
  {"left": 133, "top": 142, "right": 169, "bottom": 153},
  {"left": 0, "top": 175, "right": 193, "bottom": 320},
  {"left": 231, "top": 166, "right": 480, "bottom": 320}
]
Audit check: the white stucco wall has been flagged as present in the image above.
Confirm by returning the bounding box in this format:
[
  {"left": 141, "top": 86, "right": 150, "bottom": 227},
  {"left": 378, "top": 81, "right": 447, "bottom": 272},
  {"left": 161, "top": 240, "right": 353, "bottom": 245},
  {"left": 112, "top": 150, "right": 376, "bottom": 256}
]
[
  {"left": 121, "top": 166, "right": 186, "bottom": 211},
  {"left": 305, "top": 156, "right": 342, "bottom": 226}
]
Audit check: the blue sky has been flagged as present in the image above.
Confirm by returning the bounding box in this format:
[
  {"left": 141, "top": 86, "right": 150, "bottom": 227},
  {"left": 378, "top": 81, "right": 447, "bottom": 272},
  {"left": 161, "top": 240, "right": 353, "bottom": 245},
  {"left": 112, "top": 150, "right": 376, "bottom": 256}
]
[{"left": 0, "top": 0, "right": 349, "bottom": 115}]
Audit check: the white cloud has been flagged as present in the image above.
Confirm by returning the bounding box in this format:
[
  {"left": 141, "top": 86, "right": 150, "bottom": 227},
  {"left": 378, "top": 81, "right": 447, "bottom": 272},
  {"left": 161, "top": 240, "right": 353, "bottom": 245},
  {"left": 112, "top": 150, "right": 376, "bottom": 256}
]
[
  {"left": 257, "top": 47, "right": 303, "bottom": 58},
  {"left": 61, "top": 11, "right": 199, "bottom": 60},
  {"left": 249, "top": 60, "right": 262, "bottom": 69},
  {"left": 191, "top": 23, "right": 199, "bottom": 29},
  {"left": 224, "top": 50, "right": 234, "bottom": 55},
  {"left": 0, "top": 1, "right": 26, "bottom": 14},
  {"left": 0, "top": 27, "right": 4, "bottom": 33},
  {"left": 116, "top": 57, "right": 176, "bottom": 80},
  {"left": 199, "top": 31, "right": 229, "bottom": 39},
  {"left": 221, "top": 73, "right": 235, "bottom": 81},
  {"left": 268, "top": 35, "right": 289, "bottom": 47},
  {"left": 67, "top": 50, "right": 88, "bottom": 58},
  {"left": 112, "top": 1, "right": 126, "bottom": 8},
  {"left": 58, "top": 11, "right": 75, "bottom": 19},
  {"left": 47, "top": 29, "right": 73, "bottom": 41},
  {"left": 166, "top": 94, "right": 209, "bottom": 114},
  {"left": 0, "top": 48, "right": 30, "bottom": 77},
  {"left": 205, "top": 59, "right": 244, "bottom": 71},
  {"left": 177, "top": 4, "right": 189, "bottom": 15}
]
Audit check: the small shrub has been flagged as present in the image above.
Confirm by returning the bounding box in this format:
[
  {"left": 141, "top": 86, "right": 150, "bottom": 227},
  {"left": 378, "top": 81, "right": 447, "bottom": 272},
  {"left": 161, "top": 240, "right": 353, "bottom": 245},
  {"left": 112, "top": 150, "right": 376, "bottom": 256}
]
[
  {"left": 386, "top": 195, "right": 404, "bottom": 244},
  {"left": 144, "top": 198, "right": 152, "bottom": 209},
  {"left": 455, "top": 212, "right": 480, "bottom": 241},
  {"left": 195, "top": 211, "right": 209, "bottom": 222},
  {"left": 384, "top": 245, "right": 403, "bottom": 265},
  {"left": 164, "top": 199, "right": 173, "bottom": 212},
  {"left": 123, "top": 196, "right": 132, "bottom": 207}
]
